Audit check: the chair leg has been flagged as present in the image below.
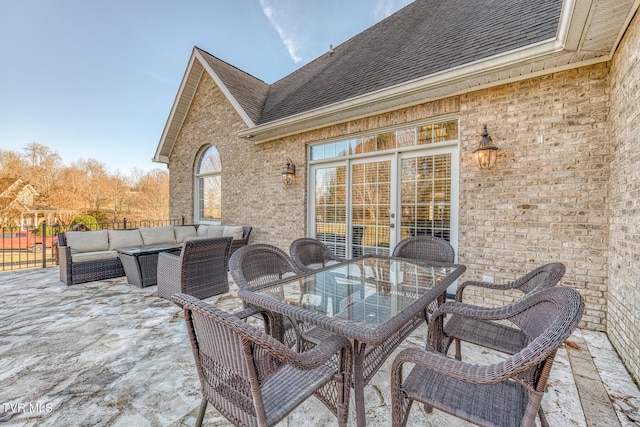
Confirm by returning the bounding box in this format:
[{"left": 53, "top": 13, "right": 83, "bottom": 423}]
[
  {"left": 195, "top": 397, "right": 207, "bottom": 427},
  {"left": 454, "top": 339, "right": 462, "bottom": 360},
  {"left": 538, "top": 406, "right": 549, "bottom": 427}
]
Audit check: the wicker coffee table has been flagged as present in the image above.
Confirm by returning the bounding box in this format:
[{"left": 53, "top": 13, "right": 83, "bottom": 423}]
[{"left": 116, "top": 244, "right": 182, "bottom": 288}]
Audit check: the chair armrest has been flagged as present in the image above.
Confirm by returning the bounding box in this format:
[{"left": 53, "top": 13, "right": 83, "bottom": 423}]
[
  {"left": 172, "top": 292, "right": 351, "bottom": 371},
  {"left": 455, "top": 279, "right": 518, "bottom": 301},
  {"left": 392, "top": 346, "right": 514, "bottom": 385},
  {"left": 428, "top": 301, "right": 523, "bottom": 348},
  {"left": 263, "top": 333, "right": 352, "bottom": 371}
]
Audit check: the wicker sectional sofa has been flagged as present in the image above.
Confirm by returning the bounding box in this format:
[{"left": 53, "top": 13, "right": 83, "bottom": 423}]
[{"left": 58, "top": 225, "right": 252, "bottom": 285}]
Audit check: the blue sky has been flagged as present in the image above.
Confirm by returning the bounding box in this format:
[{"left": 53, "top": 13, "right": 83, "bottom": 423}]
[{"left": 0, "top": 0, "right": 413, "bottom": 175}]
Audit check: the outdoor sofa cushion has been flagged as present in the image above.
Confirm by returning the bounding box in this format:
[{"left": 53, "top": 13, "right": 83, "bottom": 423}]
[
  {"left": 139, "top": 226, "right": 176, "bottom": 245},
  {"left": 197, "top": 225, "right": 244, "bottom": 240},
  {"left": 174, "top": 225, "right": 198, "bottom": 243},
  {"left": 222, "top": 225, "right": 244, "bottom": 240},
  {"left": 108, "top": 229, "right": 144, "bottom": 250},
  {"left": 71, "top": 250, "right": 119, "bottom": 263},
  {"left": 65, "top": 230, "right": 109, "bottom": 253}
]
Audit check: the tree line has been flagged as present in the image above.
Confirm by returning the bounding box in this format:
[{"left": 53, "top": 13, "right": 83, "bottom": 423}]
[{"left": 0, "top": 143, "right": 169, "bottom": 228}]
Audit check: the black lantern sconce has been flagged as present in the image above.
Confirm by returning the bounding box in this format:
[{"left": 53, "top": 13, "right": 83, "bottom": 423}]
[
  {"left": 282, "top": 158, "right": 296, "bottom": 185},
  {"left": 472, "top": 124, "right": 499, "bottom": 170}
]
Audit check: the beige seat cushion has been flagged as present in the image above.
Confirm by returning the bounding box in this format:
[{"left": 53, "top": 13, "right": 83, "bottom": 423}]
[
  {"left": 108, "top": 229, "right": 143, "bottom": 250},
  {"left": 66, "top": 230, "right": 109, "bottom": 254},
  {"left": 139, "top": 226, "right": 176, "bottom": 245},
  {"left": 174, "top": 226, "right": 197, "bottom": 243},
  {"left": 196, "top": 225, "right": 209, "bottom": 236},
  {"left": 71, "top": 250, "right": 119, "bottom": 263},
  {"left": 223, "top": 226, "right": 244, "bottom": 240},
  {"left": 206, "top": 225, "right": 225, "bottom": 238}
]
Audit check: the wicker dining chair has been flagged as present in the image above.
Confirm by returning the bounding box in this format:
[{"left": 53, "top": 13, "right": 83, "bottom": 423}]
[
  {"left": 157, "top": 236, "right": 232, "bottom": 302},
  {"left": 229, "top": 243, "right": 306, "bottom": 346},
  {"left": 445, "top": 262, "right": 566, "bottom": 359},
  {"left": 289, "top": 238, "right": 347, "bottom": 272},
  {"left": 391, "top": 235, "right": 455, "bottom": 264},
  {"left": 391, "top": 287, "right": 584, "bottom": 427},
  {"left": 172, "top": 293, "right": 352, "bottom": 427}
]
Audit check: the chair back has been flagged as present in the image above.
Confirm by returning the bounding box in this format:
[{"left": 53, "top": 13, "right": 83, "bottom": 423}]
[
  {"left": 289, "top": 238, "right": 346, "bottom": 272},
  {"left": 513, "top": 262, "right": 566, "bottom": 294},
  {"left": 230, "top": 244, "right": 304, "bottom": 291},
  {"left": 402, "top": 287, "right": 584, "bottom": 427},
  {"left": 392, "top": 235, "right": 455, "bottom": 264},
  {"left": 502, "top": 287, "right": 584, "bottom": 357},
  {"left": 499, "top": 287, "right": 584, "bottom": 387},
  {"left": 174, "top": 293, "right": 281, "bottom": 426},
  {"left": 180, "top": 236, "right": 232, "bottom": 293}
]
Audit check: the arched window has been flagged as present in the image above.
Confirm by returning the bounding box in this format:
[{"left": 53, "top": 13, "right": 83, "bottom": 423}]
[{"left": 195, "top": 146, "right": 222, "bottom": 223}]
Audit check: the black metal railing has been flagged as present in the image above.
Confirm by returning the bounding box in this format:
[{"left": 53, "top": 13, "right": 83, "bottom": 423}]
[{"left": 0, "top": 217, "right": 187, "bottom": 271}]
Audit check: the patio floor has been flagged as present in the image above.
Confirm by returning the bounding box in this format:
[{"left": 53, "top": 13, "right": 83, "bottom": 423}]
[{"left": 1, "top": 267, "right": 639, "bottom": 426}]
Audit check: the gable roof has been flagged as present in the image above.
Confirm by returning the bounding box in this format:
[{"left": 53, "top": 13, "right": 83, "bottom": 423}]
[
  {"left": 153, "top": 48, "right": 269, "bottom": 163},
  {"left": 260, "top": 0, "right": 562, "bottom": 124},
  {"left": 154, "top": 0, "right": 638, "bottom": 159}
]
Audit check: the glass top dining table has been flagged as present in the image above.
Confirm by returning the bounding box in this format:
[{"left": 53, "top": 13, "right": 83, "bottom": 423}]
[{"left": 237, "top": 255, "right": 466, "bottom": 427}]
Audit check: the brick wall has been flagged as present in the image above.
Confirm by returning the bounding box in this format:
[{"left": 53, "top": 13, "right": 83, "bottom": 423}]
[
  {"left": 172, "top": 66, "right": 612, "bottom": 332},
  {"left": 457, "top": 64, "right": 611, "bottom": 331},
  {"left": 176, "top": 53, "right": 636, "bottom": 330},
  {"left": 168, "top": 74, "right": 307, "bottom": 248},
  {"left": 608, "top": 11, "right": 640, "bottom": 382}
]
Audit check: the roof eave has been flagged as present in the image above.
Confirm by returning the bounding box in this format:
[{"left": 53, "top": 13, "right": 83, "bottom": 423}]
[
  {"left": 238, "top": 0, "right": 616, "bottom": 144},
  {"left": 153, "top": 51, "right": 204, "bottom": 164},
  {"left": 238, "top": 39, "right": 565, "bottom": 144}
]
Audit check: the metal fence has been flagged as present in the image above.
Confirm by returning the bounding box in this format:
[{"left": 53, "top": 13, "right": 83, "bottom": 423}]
[{"left": 0, "top": 217, "right": 187, "bottom": 271}]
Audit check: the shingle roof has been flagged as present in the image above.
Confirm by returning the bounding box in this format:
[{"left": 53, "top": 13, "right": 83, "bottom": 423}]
[
  {"left": 196, "top": 49, "right": 269, "bottom": 124},
  {"left": 257, "top": 0, "right": 562, "bottom": 124}
]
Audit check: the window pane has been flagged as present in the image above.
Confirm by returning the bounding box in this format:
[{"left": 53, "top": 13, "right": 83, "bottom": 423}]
[
  {"left": 199, "top": 176, "right": 221, "bottom": 221},
  {"left": 198, "top": 147, "right": 221, "bottom": 174}
]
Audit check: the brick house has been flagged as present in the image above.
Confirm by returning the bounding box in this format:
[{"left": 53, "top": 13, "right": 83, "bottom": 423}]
[
  {"left": 154, "top": 0, "right": 640, "bottom": 382},
  {"left": 0, "top": 177, "right": 56, "bottom": 228}
]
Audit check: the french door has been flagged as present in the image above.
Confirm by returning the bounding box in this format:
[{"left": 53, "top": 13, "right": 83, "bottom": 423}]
[{"left": 310, "top": 147, "right": 458, "bottom": 259}]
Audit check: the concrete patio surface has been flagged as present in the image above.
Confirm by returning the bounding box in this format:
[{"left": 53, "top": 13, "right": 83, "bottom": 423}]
[{"left": 1, "top": 267, "right": 639, "bottom": 426}]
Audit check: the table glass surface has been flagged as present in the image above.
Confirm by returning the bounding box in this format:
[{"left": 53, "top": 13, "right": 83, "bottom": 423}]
[
  {"left": 115, "top": 244, "right": 182, "bottom": 255},
  {"left": 250, "top": 256, "right": 459, "bottom": 331}
]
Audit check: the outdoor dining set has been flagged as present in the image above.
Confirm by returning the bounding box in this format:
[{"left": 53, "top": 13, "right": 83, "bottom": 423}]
[{"left": 157, "top": 235, "right": 584, "bottom": 427}]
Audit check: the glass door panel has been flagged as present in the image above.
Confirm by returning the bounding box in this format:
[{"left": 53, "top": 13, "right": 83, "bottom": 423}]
[
  {"left": 399, "top": 154, "right": 452, "bottom": 241},
  {"left": 351, "top": 160, "right": 391, "bottom": 257},
  {"left": 314, "top": 166, "right": 348, "bottom": 257}
]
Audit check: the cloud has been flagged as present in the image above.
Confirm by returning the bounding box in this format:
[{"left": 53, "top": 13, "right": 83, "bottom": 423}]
[
  {"left": 142, "top": 69, "right": 172, "bottom": 84},
  {"left": 259, "top": 0, "right": 304, "bottom": 63},
  {"left": 373, "top": 0, "right": 413, "bottom": 21}
]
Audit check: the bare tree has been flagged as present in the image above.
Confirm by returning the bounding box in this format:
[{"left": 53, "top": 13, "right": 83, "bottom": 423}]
[
  {"left": 0, "top": 149, "right": 26, "bottom": 179},
  {"left": 129, "top": 169, "right": 169, "bottom": 221},
  {"left": 22, "top": 143, "right": 63, "bottom": 205}
]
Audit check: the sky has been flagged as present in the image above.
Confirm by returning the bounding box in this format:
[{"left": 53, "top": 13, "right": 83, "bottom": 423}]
[{"left": 0, "top": 0, "right": 413, "bottom": 175}]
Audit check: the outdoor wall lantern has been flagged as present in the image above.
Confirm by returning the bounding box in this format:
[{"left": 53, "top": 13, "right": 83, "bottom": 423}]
[
  {"left": 282, "top": 158, "right": 296, "bottom": 185},
  {"left": 473, "top": 124, "right": 499, "bottom": 170}
]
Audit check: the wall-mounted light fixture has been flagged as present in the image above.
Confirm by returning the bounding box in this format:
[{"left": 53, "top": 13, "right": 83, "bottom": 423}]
[
  {"left": 473, "top": 124, "right": 499, "bottom": 170},
  {"left": 282, "top": 158, "right": 296, "bottom": 185}
]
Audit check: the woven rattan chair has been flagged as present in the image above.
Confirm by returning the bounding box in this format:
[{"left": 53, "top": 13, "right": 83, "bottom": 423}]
[
  {"left": 172, "top": 293, "right": 352, "bottom": 427},
  {"left": 157, "top": 237, "right": 232, "bottom": 302},
  {"left": 391, "top": 287, "right": 584, "bottom": 427},
  {"left": 391, "top": 235, "right": 455, "bottom": 264},
  {"left": 289, "top": 238, "right": 347, "bottom": 272},
  {"left": 229, "top": 244, "right": 305, "bottom": 346},
  {"left": 446, "top": 262, "right": 566, "bottom": 359}
]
